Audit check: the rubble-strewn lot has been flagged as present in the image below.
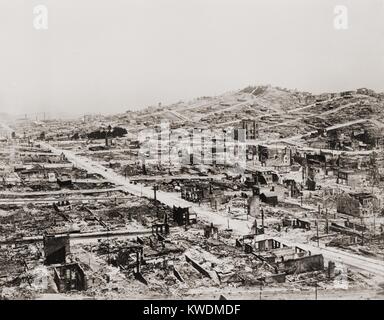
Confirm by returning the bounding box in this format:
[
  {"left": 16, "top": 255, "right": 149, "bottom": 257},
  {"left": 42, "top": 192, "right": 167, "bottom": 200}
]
[{"left": 1, "top": 86, "right": 384, "bottom": 299}]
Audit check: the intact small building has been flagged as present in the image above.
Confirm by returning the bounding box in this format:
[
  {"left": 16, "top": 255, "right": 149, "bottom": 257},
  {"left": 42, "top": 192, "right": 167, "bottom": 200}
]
[
  {"left": 181, "top": 182, "right": 224, "bottom": 203},
  {"left": 337, "top": 192, "right": 379, "bottom": 218},
  {"left": 260, "top": 191, "right": 278, "bottom": 207},
  {"left": 57, "top": 174, "right": 72, "bottom": 187},
  {"left": 337, "top": 169, "right": 365, "bottom": 188}
]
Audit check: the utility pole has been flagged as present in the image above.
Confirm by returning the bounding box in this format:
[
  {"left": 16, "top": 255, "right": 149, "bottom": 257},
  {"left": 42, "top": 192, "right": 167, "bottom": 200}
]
[
  {"left": 107, "top": 231, "right": 111, "bottom": 265},
  {"left": 153, "top": 185, "right": 158, "bottom": 201},
  {"left": 153, "top": 185, "right": 159, "bottom": 218},
  {"left": 168, "top": 130, "right": 171, "bottom": 167},
  {"left": 316, "top": 221, "right": 320, "bottom": 247},
  {"left": 261, "top": 208, "right": 265, "bottom": 231}
]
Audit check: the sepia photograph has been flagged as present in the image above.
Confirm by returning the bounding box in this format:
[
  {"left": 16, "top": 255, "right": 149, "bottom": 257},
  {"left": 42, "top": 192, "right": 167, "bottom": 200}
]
[{"left": 1, "top": 0, "right": 384, "bottom": 308}]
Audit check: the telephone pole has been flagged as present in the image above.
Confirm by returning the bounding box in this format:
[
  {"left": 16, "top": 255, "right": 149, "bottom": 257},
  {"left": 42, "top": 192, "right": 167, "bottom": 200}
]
[
  {"left": 316, "top": 221, "right": 320, "bottom": 247},
  {"left": 153, "top": 185, "right": 159, "bottom": 218}
]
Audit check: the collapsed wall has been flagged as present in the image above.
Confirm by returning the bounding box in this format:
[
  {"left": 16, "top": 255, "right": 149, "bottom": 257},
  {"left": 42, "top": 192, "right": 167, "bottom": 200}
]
[{"left": 277, "top": 254, "right": 324, "bottom": 275}]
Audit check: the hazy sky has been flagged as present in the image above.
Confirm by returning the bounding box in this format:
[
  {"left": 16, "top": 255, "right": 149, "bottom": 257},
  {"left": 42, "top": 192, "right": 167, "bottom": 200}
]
[{"left": 0, "top": 0, "right": 384, "bottom": 116}]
